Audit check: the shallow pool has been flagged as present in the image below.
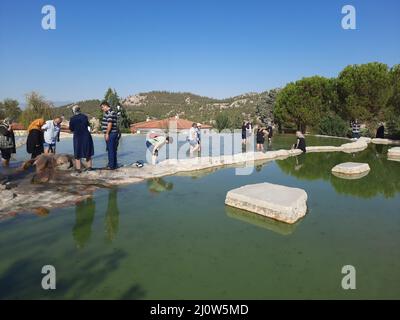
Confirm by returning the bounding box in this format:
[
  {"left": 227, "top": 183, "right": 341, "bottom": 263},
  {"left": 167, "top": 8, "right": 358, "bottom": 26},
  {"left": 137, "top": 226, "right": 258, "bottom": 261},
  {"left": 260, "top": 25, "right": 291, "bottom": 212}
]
[{"left": 0, "top": 135, "right": 399, "bottom": 299}]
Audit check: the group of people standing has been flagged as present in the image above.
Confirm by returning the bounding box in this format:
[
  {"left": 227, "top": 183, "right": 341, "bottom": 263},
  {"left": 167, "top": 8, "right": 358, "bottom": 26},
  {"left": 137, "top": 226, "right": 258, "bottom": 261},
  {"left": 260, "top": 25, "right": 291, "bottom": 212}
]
[
  {"left": 1, "top": 108, "right": 312, "bottom": 170},
  {"left": 26, "top": 117, "right": 63, "bottom": 159},
  {"left": 68, "top": 102, "right": 121, "bottom": 172},
  {"left": 188, "top": 122, "right": 202, "bottom": 154},
  {"left": 241, "top": 121, "right": 273, "bottom": 151},
  {"left": 0, "top": 116, "right": 63, "bottom": 168}
]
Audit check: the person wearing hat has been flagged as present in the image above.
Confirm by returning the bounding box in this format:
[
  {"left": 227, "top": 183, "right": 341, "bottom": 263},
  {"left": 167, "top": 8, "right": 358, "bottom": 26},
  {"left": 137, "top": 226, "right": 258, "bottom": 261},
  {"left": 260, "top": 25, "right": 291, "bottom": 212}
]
[
  {"left": 69, "top": 105, "right": 94, "bottom": 172},
  {"left": 0, "top": 118, "right": 16, "bottom": 167}
]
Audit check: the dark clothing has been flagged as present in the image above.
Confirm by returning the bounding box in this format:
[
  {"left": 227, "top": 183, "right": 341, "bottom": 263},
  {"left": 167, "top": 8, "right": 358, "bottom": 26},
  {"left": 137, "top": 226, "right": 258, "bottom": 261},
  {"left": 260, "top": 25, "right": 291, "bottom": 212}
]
[
  {"left": 101, "top": 110, "right": 118, "bottom": 134},
  {"left": 376, "top": 125, "right": 385, "bottom": 139},
  {"left": 256, "top": 129, "right": 265, "bottom": 144},
  {"left": 1, "top": 149, "right": 12, "bottom": 160},
  {"left": 295, "top": 137, "right": 306, "bottom": 153},
  {"left": 0, "top": 124, "right": 16, "bottom": 157},
  {"left": 267, "top": 126, "right": 273, "bottom": 138},
  {"left": 69, "top": 113, "right": 94, "bottom": 160},
  {"left": 241, "top": 125, "right": 247, "bottom": 139},
  {"left": 351, "top": 122, "right": 360, "bottom": 139},
  {"left": 106, "top": 132, "right": 118, "bottom": 169},
  {"left": 26, "top": 129, "right": 44, "bottom": 159}
]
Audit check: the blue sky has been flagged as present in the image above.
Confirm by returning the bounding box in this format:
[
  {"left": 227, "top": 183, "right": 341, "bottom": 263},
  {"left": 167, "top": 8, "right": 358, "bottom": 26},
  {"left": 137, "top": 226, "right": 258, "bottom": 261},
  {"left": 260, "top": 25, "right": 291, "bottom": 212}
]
[{"left": 0, "top": 0, "right": 399, "bottom": 103}]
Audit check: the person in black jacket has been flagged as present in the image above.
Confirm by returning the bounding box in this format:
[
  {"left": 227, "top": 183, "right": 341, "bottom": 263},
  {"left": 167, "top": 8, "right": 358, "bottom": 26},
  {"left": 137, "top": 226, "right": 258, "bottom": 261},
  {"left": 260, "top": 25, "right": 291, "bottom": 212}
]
[
  {"left": 26, "top": 118, "right": 45, "bottom": 159},
  {"left": 376, "top": 123, "right": 385, "bottom": 139}
]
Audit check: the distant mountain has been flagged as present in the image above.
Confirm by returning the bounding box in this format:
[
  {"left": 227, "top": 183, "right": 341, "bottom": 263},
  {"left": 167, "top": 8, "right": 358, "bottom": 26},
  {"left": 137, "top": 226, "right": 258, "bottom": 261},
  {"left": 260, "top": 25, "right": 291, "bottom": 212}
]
[
  {"left": 56, "top": 99, "right": 102, "bottom": 119},
  {"left": 56, "top": 90, "right": 278, "bottom": 125}
]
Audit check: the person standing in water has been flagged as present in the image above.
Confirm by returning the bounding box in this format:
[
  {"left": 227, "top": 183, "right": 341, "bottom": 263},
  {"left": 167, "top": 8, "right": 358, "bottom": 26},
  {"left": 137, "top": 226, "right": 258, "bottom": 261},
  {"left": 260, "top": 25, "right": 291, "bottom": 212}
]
[
  {"left": 69, "top": 105, "right": 94, "bottom": 172},
  {"left": 42, "top": 117, "right": 62, "bottom": 154},
  {"left": 26, "top": 118, "right": 45, "bottom": 159},
  {"left": 267, "top": 122, "right": 273, "bottom": 144},
  {"left": 256, "top": 127, "right": 267, "bottom": 151},
  {"left": 292, "top": 131, "right": 306, "bottom": 153},
  {"left": 245, "top": 121, "right": 252, "bottom": 143},
  {"left": 146, "top": 132, "right": 173, "bottom": 165},
  {"left": 0, "top": 118, "right": 16, "bottom": 167},
  {"left": 241, "top": 121, "right": 247, "bottom": 145},
  {"left": 101, "top": 101, "right": 119, "bottom": 170},
  {"left": 196, "top": 123, "right": 202, "bottom": 152},
  {"left": 188, "top": 123, "right": 199, "bottom": 155}
]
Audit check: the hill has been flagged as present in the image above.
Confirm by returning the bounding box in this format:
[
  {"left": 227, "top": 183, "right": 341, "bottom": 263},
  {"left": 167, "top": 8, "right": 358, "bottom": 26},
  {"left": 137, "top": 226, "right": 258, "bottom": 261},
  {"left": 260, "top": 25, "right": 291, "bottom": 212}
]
[{"left": 56, "top": 90, "right": 278, "bottom": 126}]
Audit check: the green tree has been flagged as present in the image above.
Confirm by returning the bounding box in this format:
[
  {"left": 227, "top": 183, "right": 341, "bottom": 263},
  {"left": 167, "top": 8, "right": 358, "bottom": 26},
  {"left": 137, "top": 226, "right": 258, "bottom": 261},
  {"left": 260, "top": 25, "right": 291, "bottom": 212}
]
[
  {"left": 20, "top": 92, "right": 54, "bottom": 127},
  {"left": 104, "top": 87, "right": 120, "bottom": 108},
  {"left": 255, "top": 89, "right": 280, "bottom": 125},
  {"left": 2, "top": 99, "right": 22, "bottom": 121},
  {"left": 273, "top": 76, "right": 333, "bottom": 132},
  {"left": 229, "top": 114, "right": 243, "bottom": 130},
  {"left": 318, "top": 113, "right": 349, "bottom": 137},
  {"left": 337, "top": 62, "right": 392, "bottom": 122},
  {"left": 102, "top": 88, "right": 132, "bottom": 132},
  {"left": 215, "top": 112, "right": 230, "bottom": 132},
  {"left": 388, "top": 64, "right": 400, "bottom": 114},
  {"left": 0, "top": 102, "right": 4, "bottom": 119}
]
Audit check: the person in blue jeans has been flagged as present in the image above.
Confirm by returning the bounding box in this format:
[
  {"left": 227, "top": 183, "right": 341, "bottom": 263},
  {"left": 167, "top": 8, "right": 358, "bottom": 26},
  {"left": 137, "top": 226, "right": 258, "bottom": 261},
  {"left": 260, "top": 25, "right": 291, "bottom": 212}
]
[{"left": 101, "top": 101, "right": 119, "bottom": 170}]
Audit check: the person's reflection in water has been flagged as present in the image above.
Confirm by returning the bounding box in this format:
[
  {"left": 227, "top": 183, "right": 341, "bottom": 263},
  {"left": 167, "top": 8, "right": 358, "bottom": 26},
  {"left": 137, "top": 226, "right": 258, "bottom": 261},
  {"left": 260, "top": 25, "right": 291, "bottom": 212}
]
[
  {"left": 294, "top": 155, "right": 304, "bottom": 171},
  {"left": 147, "top": 178, "right": 173, "bottom": 195},
  {"left": 105, "top": 188, "right": 120, "bottom": 242},
  {"left": 72, "top": 198, "right": 96, "bottom": 249},
  {"left": 375, "top": 144, "right": 384, "bottom": 155}
]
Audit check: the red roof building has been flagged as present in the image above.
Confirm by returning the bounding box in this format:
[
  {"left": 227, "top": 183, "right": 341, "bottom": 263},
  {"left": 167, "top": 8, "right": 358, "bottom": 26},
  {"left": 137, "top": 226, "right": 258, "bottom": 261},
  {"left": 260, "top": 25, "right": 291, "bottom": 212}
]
[
  {"left": 130, "top": 117, "right": 212, "bottom": 133},
  {"left": 11, "top": 123, "right": 25, "bottom": 130}
]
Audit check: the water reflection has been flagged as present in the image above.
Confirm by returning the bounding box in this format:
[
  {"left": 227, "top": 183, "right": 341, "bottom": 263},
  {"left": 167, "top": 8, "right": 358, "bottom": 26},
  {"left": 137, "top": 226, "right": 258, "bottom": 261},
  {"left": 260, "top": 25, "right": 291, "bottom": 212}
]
[
  {"left": 147, "top": 178, "right": 174, "bottom": 194},
  {"left": 72, "top": 198, "right": 96, "bottom": 249},
  {"left": 105, "top": 189, "right": 120, "bottom": 242},
  {"left": 225, "top": 206, "right": 300, "bottom": 236},
  {"left": 276, "top": 145, "right": 400, "bottom": 198}
]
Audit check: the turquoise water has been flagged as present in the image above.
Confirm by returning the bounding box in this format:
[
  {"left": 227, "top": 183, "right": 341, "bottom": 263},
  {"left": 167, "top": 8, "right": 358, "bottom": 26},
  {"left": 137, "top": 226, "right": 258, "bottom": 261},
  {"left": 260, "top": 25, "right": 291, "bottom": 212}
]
[{"left": 1, "top": 135, "right": 400, "bottom": 299}]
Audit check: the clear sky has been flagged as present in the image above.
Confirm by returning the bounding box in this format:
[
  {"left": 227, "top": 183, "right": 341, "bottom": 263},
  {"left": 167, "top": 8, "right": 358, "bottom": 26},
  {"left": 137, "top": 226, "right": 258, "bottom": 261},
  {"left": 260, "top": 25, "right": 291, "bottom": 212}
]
[{"left": 0, "top": 0, "right": 399, "bottom": 103}]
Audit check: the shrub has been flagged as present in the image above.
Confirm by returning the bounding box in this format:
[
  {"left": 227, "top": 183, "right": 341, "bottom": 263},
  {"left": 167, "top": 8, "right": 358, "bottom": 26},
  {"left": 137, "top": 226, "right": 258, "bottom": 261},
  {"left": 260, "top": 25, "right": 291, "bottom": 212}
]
[{"left": 318, "top": 114, "right": 348, "bottom": 137}]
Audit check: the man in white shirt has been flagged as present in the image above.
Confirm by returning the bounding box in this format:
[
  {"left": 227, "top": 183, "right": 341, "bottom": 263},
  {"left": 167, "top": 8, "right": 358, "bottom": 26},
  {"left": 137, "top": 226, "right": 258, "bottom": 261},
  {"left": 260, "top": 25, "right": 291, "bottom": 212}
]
[{"left": 42, "top": 117, "right": 62, "bottom": 154}]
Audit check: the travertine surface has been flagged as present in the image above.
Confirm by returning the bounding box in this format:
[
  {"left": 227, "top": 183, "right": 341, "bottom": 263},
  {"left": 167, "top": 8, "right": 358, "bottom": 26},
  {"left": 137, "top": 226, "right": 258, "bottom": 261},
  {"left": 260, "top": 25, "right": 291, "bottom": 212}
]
[{"left": 225, "top": 182, "right": 308, "bottom": 224}]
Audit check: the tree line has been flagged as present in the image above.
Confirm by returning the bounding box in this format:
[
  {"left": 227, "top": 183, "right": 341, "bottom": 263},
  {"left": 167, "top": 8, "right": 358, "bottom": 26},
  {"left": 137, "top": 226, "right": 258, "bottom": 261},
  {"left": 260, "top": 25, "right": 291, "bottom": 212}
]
[
  {"left": 0, "top": 89, "right": 132, "bottom": 132},
  {"left": 272, "top": 62, "right": 400, "bottom": 138}
]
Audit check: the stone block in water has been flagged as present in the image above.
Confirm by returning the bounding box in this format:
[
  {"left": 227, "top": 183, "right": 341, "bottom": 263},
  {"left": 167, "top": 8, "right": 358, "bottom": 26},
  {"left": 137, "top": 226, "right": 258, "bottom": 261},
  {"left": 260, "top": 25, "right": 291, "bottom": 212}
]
[
  {"left": 331, "top": 162, "right": 370, "bottom": 178},
  {"left": 225, "top": 182, "right": 308, "bottom": 224}
]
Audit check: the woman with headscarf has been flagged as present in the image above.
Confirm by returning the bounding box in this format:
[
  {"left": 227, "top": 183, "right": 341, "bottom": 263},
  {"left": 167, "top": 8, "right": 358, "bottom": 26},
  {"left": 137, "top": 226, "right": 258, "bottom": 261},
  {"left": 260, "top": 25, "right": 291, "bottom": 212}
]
[
  {"left": 26, "top": 118, "right": 45, "bottom": 159},
  {"left": 69, "top": 105, "right": 94, "bottom": 172},
  {"left": 0, "top": 118, "right": 16, "bottom": 167}
]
